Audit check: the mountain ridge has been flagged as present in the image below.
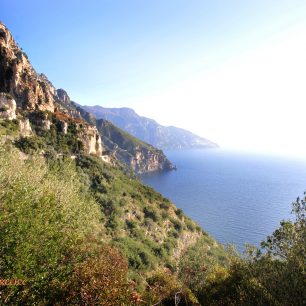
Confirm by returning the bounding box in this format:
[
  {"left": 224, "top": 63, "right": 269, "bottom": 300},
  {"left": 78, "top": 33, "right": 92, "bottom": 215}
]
[{"left": 83, "top": 105, "right": 218, "bottom": 150}]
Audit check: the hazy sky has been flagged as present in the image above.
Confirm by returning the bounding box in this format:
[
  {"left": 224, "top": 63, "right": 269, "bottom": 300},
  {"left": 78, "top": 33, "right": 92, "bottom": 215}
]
[{"left": 2, "top": 1, "right": 306, "bottom": 155}]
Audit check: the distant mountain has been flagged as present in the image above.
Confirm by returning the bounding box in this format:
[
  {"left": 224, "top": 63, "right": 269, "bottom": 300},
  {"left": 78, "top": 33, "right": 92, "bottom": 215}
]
[{"left": 82, "top": 105, "right": 218, "bottom": 150}]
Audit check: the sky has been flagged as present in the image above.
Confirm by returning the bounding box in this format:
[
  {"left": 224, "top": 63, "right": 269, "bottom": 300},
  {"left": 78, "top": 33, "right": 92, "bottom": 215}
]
[{"left": 1, "top": 0, "right": 306, "bottom": 156}]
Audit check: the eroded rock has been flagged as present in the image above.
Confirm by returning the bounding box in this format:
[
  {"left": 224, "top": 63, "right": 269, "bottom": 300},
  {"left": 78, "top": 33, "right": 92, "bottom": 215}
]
[{"left": 0, "top": 92, "right": 16, "bottom": 120}]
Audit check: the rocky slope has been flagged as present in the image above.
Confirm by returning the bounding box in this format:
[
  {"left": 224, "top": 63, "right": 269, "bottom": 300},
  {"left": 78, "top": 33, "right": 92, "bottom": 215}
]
[
  {"left": 96, "top": 119, "right": 175, "bottom": 173},
  {"left": 0, "top": 22, "right": 102, "bottom": 156},
  {"left": 0, "top": 22, "right": 172, "bottom": 173},
  {"left": 57, "top": 90, "right": 174, "bottom": 173},
  {"left": 0, "top": 21, "right": 212, "bottom": 279},
  {"left": 83, "top": 105, "right": 218, "bottom": 150}
]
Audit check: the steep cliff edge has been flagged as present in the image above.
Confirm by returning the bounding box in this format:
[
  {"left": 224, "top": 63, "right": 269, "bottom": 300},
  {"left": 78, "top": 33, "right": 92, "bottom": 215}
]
[
  {"left": 0, "top": 23, "right": 55, "bottom": 112},
  {"left": 0, "top": 22, "right": 102, "bottom": 157}
]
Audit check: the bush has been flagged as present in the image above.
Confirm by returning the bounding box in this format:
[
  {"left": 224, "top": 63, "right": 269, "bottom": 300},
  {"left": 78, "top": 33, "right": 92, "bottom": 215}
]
[
  {"left": 144, "top": 270, "right": 199, "bottom": 305},
  {"left": 15, "top": 136, "right": 45, "bottom": 154},
  {"left": 170, "top": 218, "right": 183, "bottom": 232},
  {"left": 63, "top": 246, "right": 133, "bottom": 306},
  {"left": 0, "top": 147, "right": 103, "bottom": 304},
  {"left": 143, "top": 206, "right": 159, "bottom": 222},
  {"left": 114, "top": 237, "right": 156, "bottom": 271}
]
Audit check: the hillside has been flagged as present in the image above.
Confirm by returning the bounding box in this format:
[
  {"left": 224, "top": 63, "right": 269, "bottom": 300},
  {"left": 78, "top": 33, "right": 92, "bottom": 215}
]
[
  {"left": 96, "top": 118, "right": 175, "bottom": 173},
  {"left": 82, "top": 105, "right": 218, "bottom": 150},
  {"left": 1, "top": 21, "right": 304, "bottom": 306},
  {"left": 0, "top": 21, "right": 173, "bottom": 174},
  {"left": 0, "top": 21, "right": 225, "bottom": 305}
]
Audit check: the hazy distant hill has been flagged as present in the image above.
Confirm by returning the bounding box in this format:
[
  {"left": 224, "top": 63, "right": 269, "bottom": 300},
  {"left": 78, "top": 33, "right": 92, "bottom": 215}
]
[{"left": 82, "top": 105, "right": 218, "bottom": 150}]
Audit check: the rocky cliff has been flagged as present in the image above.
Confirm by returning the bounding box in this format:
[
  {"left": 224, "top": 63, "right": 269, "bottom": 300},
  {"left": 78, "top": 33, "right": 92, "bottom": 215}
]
[
  {"left": 0, "top": 22, "right": 102, "bottom": 156},
  {"left": 0, "top": 22, "right": 173, "bottom": 173},
  {"left": 0, "top": 23, "right": 55, "bottom": 112},
  {"left": 0, "top": 92, "right": 16, "bottom": 120}
]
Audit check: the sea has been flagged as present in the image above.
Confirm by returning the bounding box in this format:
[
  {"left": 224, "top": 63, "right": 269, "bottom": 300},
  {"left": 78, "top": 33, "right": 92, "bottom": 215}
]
[{"left": 141, "top": 149, "right": 306, "bottom": 252}]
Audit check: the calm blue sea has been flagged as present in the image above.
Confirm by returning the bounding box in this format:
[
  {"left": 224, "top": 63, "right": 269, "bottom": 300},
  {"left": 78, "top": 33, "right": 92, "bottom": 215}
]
[{"left": 141, "top": 149, "right": 306, "bottom": 252}]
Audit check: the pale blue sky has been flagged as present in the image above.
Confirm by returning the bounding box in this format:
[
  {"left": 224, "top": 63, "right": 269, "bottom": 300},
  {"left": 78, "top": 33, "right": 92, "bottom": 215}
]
[{"left": 2, "top": 1, "right": 306, "bottom": 154}]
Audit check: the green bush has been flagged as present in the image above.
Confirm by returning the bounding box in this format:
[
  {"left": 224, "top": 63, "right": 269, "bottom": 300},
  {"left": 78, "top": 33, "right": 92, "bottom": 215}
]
[
  {"left": 170, "top": 217, "right": 183, "bottom": 232},
  {"left": 143, "top": 206, "right": 159, "bottom": 222},
  {"left": 0, "top": 119, "right": 19, "bottom": 136},
  {"left": 114, "top": 237, "right": 156, "bottom": 271},
  {"left": 15, "top": 136, "right": 45, "bottom": 154},
  {"left": 0, "top": 147, "right": 104, "bottom": 304}
]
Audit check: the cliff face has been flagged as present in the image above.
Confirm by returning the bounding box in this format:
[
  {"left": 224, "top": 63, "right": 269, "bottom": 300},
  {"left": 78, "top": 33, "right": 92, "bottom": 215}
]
[
  {"left": 0, "top": 24, "right": 55, "bottom": 112},
  {"left": 0, "top": 23, "right": 102, "bottom": 156},
  {"left": 131, "top": 148, "right": 174, "bottom": 173},
  {"left": 0, "top": 22, "right": 173, "bottom": 172},
  {"left": 79, "top": 125, "right": 103, "bottom": 156},
  {"left": 0, "top": 92, "right": 16, "bottom": 120}
]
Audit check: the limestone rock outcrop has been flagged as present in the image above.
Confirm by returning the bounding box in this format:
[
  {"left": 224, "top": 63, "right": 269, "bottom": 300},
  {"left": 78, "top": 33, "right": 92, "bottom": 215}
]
[
  {"left": 131, "top": 148, "right": 174, "bottom": 173},
  {"left": 0, "top": 92, "right": 16, "bottom": 120},
  {"left": 96, "top": 119, "right": 175, "bottom": 173},
  {"left": 18, "top": 118, "right": 32, "bottom": 137},
  {"left": 0, "top": 23, "right": 55, "bottom": 112},
  {"left": 79, "top": 125, "right": 103, "bottom": 156},
  {"left": 0, "top": 22, "right": 104, "bottom": 157}
]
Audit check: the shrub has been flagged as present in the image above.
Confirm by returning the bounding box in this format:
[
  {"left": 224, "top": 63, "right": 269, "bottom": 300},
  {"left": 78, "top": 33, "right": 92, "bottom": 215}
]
[
  {"left": 143, "top": 206, "right": 159, "bottom": 222},
  {"left": 170, "top": 218, "right": 183, "bottom": 232},
  {"left": 0, "top": 147, "right": 103, "bottom": 304},
  {"left": 114, "top": 237, "right": 156, "bottom": 271},
  {"left": 63, "top": 246, "right": 133, "bottom": 306},
  {"left": 15, "top": 136, "right": 45, "bottom": 154},
  {"left": 144, "top": 270, "right": 199, "bottom": 305}
]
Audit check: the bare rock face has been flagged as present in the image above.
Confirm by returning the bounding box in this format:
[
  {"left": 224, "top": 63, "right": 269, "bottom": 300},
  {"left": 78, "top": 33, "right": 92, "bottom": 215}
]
[
  {"left": 18, "top": 118, "right": 32, "bottom": 137},
  {"left": 79, "top": 125, "right": 103, "bottom": 156},
  {"left": 0, "top": 92, "right": 16, "bottom": 120},
  {"left": 131, "top": 147, "right": 174, "bottom": 173},
  {"left": 56, "top": 88, "right": 70, "bottom": 105},
  {"left": 41, "top": 119, "right": 51, "bottom": 130},
  {"left": 55, "top": 88, "right": 83, "bottom": 119},
  {"left": 0, "top": 23, "right": 55, "bottom": 112},
  {"left": 0, "top": 22, "right": 105, "bottom": 158},
  {"left": 60, "top": 121, "right": 68, "bottom": 134}
]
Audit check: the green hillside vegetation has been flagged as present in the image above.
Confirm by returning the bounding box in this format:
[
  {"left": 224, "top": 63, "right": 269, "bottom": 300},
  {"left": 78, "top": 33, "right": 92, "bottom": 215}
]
[
  {"left": 0, "top": 146, "right": 131, "bottom": 305},
  {"left": 15, "top": 111, "right": 85, "bottom": 156},
  {"left": 96, "top": 118, "right": 174, "bottom": 173},
  {"left": 0, "top": 116, "right": 305, "bottom": 305},
  {"left": 96, "top": 118, "right": 159, "bottom": 152},
  {"left": 0, "top": 121, "right": 208, "bottom": 304}
]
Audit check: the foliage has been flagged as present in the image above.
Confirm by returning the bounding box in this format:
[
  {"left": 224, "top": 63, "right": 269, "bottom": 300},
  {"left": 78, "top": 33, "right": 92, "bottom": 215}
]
[
  {"left": 144, "top": 269, "right": 199, "bottom": 305},
  {"left": 63, "top": 246, "right": 133, "bottom": 306},
  {"left": 0, "top": 114, "right": 220, "bottom": 305},
  {"left": 15, "top": 135, "right": 45, "bottom": 154},
  {"left": 192, "top": 197, "right": 306, "bottom": 306},
  {"left": 0, "top": 146, "right": 117, "bottom": 305},
  {"left": 0, "top": 119, "right": 18, "bottom": 136},
  {"left": 178, "top": 235, "right": 230, "bottom": 303},
  {"left": 114, "top": 237, "right": 157, "bottom": 271},
  {"left": 74, "top": 154, "right": 203, "bottom": 272},
  {"left": 14, "top": 111, "right": 85, "bottom": 155}
]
